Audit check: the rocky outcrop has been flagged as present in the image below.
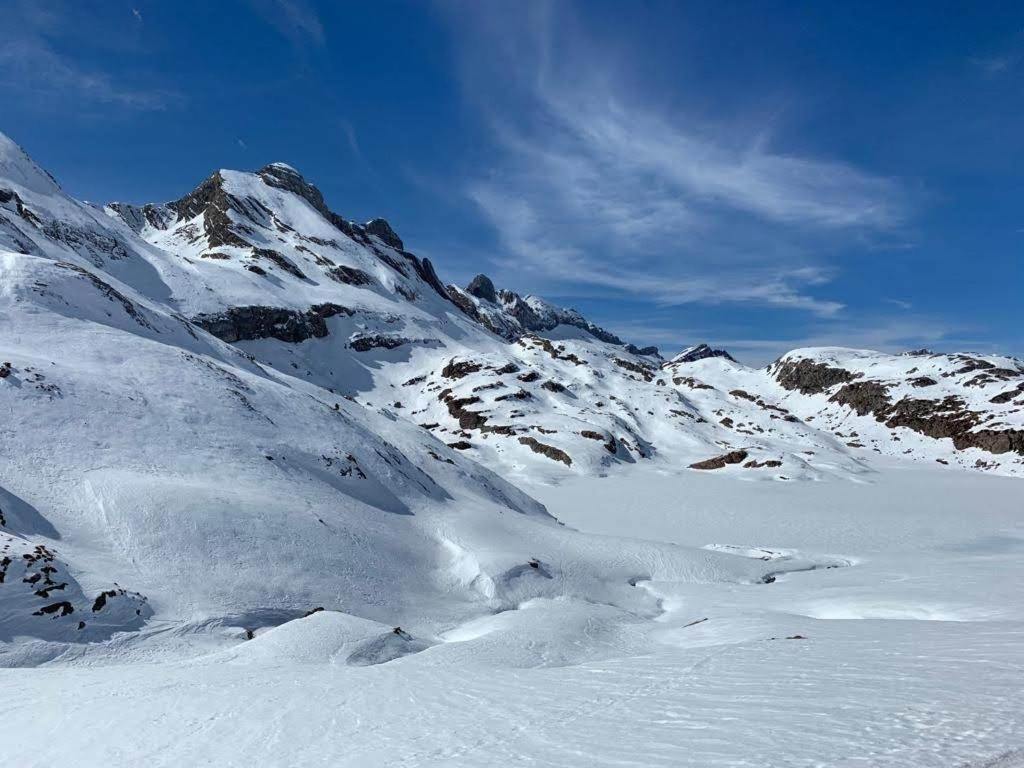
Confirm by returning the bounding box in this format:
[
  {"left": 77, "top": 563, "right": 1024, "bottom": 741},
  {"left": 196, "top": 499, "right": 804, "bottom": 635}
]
[
  {"left": 772, "top": 358, "right": 858, "bottom": 395},
  {"left": 193, "top": 303, "right": 351, "bottom": 343},
  {"left": 829, "top": 381, "right": 891, "bottom": 417},
  {"left": 326, "top": 265, "right": 373, "bottom": 286},
  {"left": 349, "top": 334, "right": 413, "bottom": 352},
  {"left": 689, "top": 450, "right": 749, "bottom": 470},
  {"left": 625, "top": 344, "right": 660, "bottom": 357},
  {"left": 454, "top": 274, "right": 625, "bottom": 345},
  {"left": 466, "top": 274, "right": 497, "bottom": 303},
  {"left": 364, "top": 218, "right": 404, "bottom": 250},
  {"left": 442, "top": 358, "right": 483, "bottom": 380},
  {"left": 667, "top": 344, "right": 735, "bottom": 365},
  {"left": 518, "top": 436, "right": 572, "bottom": 466}
]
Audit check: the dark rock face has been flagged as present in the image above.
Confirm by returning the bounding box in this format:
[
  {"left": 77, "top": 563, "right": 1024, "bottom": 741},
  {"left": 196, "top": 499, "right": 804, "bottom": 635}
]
[
  {"left": 168, "top": 171, "right": 251, "bottom": 250},
  {"left": 518, "top": 436, "right": 572, "bottom": 466},
  {"left": 252, "top": 247, "right": 306, "bottom": 279},
  {"left": 349, "top": 334, "right": 412, "bottom": 352},
  {"left": 580, "top": 430, "right": 616, "bottom": 454},
  {"left": 613, "top": 357, "right": 655, "bottom": 382},
  {"left": 446, "top": 287, "right": 485, "bottom": 325},
  {"left": 442, "top": 358, "right": 484, "bottom": 380},
  {"left": 689, "top": 450, "right": 749, "bottom": 470},
  {"left": 466, "top": 274, "right": 497, "bottom": 303},
  {"left": 744, "top": 459, "right": 783, "bottom": 469},
  {"left": 326, "top": 265, "right": 373, "bottom": 286},
  {"left": 829, "top": 381, "right": 891, "bottom": 417},
  {"left": 364, "top": 218, "right": 404, "bottom": 250},
  {"left": 669, "top": 344, "right": 735, "bottom": 365},
  {"left": 625, "top": 344, "right": 660, "bottom": 357},
  {"left": 773, "top": 358, "right": 858, "bottom": 395},
  {"left": 990, "top": 383, "right": 1024, "bottom": 404},
  {"left": 457, "top": 276, "right": 625, "bottom": 345},
  {"left": 880, "top": 396, "right": 972, "bottom": 437},
  {"left": 814, "top": 369, "right": 1024, "bottom": 457},
  {"left": 193, "top": 303, "right": 351, "bottom": 343},
  {"left": 910, "top": 376, "right": 938, "bottom": 388}
]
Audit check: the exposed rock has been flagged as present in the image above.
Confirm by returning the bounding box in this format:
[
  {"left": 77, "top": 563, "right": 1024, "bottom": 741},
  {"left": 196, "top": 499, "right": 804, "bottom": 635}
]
[
  {"left": 773, "top": 358, "right": 859, "bottom": 395},
  {"left": 349, "top": 333, "right": 412, "bottom": 352},
  {"left": 689, "top": 450, "right": 749, "bottom": 470},
  {"left": 829, "top": 381, "right": 891, "bottom": 417},
  {"left": 518, "top": 436, "right": 572, "bottom": 466},
  {"left": 541, "top": 380, "right": 566, "bottom": 393},
  {"left": 326, "top": 265, "right": 373, "bottom": 286},
  {"left": 442, "top": 358, "right": 483, "bottom": 379},
  {"left": 875, "top": 396, "right": 1023, "bottom": 454},
  {"left": 580, "top": 429, "right": 617, "bottom": 454},
  {"left": 909, "top": 376, "right": 938, "bottom": 388},
  {"left": 624, "top": 344, "right": 660, "bottom": 357},
  {"left": 364, "top": 218, "right": 404, "bottom": 250},
  {"left": 991, "top": 383, "right": 1024, "bottom": 404},
  {"left": 193, "top": 303, "right": 351, "bottom": 343},
  {"left": 252, "top": 247, "right": 306, "bottom": 279},
  {"left": 673, "top": 376, "right": 713, "bottom": 390},
  {"left": 466, "top": 274, "right": 497, "bottom": 303},
  {"left": 495, "top": 389, "right": 532, "bottom": 402},
  {"left": 613, "top": 357, "right": 654, "bottom": 381},
  {"left": 667, "top": 344, "right": 735, "bottom": 365},
  {"left": 744, "top": 459, "right": 783, "bottom": 469}
]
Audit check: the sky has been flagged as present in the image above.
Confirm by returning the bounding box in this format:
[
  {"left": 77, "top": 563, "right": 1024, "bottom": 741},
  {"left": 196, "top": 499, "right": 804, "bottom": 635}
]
[{"left": 2, "top": 0, "right": 1022, "bottom": 364}]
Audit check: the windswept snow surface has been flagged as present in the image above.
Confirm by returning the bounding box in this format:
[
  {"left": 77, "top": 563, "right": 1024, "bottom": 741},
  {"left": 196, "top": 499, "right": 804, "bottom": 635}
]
[
  {"left": 2, "top": 130, "right": 1023, "bottom": 766},
  {"left": 2, "top": 463, "right": 1023, "bottom": 767}
]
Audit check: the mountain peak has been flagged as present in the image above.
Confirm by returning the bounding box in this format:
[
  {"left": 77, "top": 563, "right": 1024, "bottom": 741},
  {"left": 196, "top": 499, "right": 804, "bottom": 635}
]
[
  {"left": 466, "top": 274, "right": 497, "bottom": 303},
  {"left": 364, "top": 218, "right": 404, "bottom": 250},
  {"left": 668, "top": 344, "right": 736, "bottom": 365},
  {"left": 0, "top": 132, "right": 61, "bottom": 196}
]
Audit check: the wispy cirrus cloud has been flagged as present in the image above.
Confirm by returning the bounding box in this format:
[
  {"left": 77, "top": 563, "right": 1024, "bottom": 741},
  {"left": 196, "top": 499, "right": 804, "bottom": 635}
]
[
  {"left": 0, "top": 39, "right": 178, "bottom": 111},
  {"left": 0, "top": 0, "right": 180, "bottom": 112},
  {"left": 444, "top": 2, "right": 909, "bottom": 318},
  {"left": 248, "top": 0, "right": 325, "bottom": 48}
]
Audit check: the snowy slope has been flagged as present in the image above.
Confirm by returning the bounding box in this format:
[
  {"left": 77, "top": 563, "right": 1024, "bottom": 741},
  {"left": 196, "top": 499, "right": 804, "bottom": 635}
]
[
  {"left": 1, "top": 133, "right": 799, "bottom": 656},
  {"left": 2, "top": 130, "right": 1024, "bottom": 767}
]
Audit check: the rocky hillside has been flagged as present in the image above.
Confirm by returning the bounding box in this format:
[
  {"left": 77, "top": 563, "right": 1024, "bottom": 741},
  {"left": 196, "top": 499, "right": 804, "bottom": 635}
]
[
  {"left": 4, "top": 130, "right": 1023, "bottom": 484},
  {"left": 2, "top": 129, "right": 1023, "bottom": 654}
]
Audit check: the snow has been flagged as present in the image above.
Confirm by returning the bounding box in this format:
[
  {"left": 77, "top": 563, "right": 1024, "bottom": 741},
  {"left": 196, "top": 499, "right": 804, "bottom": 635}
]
[
  {"left": 2, "top": 130, "right": 1023, "bottom": 766},
  {"left": 2, "top": 463, "right": 1022, "bottom": 766}
]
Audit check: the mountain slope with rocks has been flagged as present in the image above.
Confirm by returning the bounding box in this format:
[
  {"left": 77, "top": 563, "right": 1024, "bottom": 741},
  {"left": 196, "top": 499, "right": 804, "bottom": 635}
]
[{"left": 3, "top": 130, "right": 1024, "bottom": 768}]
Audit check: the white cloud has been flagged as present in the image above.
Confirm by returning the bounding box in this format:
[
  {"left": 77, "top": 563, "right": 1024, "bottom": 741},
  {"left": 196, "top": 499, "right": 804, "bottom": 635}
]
[
  {"left": 0, "top": 39, "right": 177, "bottom": 111},
  {"left": 447, "top": 2, "right": 908, "bottom": 319}
]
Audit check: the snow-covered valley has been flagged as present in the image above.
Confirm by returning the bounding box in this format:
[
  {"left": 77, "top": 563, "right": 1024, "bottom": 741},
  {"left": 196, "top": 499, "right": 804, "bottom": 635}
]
[
  {"left": 1, "top": 130, "right": 1022, "bottom": 766},
  {"left": 4, "top": 464, "right": 1023, "bottom": 767}
]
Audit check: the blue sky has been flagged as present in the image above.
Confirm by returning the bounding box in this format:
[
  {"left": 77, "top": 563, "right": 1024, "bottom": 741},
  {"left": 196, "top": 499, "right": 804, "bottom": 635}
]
[{"left": 2, "top": 0, "right": 1021, "bottom": 364}]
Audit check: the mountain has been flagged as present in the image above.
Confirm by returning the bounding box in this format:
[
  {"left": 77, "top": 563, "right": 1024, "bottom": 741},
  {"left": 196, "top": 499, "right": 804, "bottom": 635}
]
[
  {"left": 448, "top": 273, "right": 627, "bottom": 345},
  {"left": 3, "top": 131, "right": 1024, "bottom": 767},
  {"left": 2, "top": 129, "right": 1023, "bottom": 655}
]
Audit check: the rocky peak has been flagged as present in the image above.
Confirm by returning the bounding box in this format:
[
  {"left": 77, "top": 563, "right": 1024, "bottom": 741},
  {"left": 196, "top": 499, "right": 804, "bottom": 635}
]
[
  {"left": 466, "top": 274, "right": 497, "bottom": 303},
  {"left": 364, "top": 218, "right": 404, "bottom": 250},
  {"left": 667, "top": 344, "right": 736, "bottom": 365}
]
